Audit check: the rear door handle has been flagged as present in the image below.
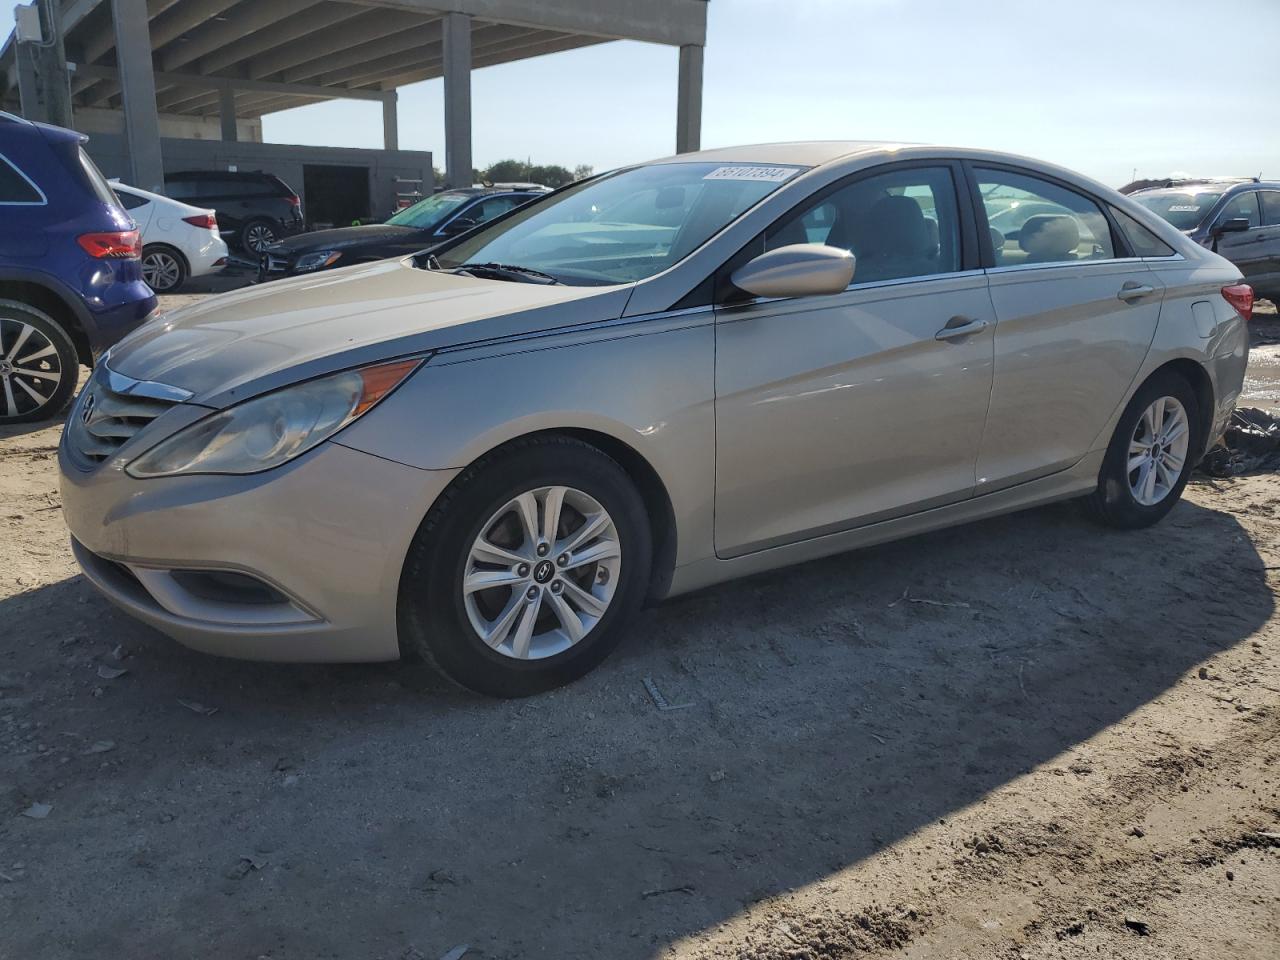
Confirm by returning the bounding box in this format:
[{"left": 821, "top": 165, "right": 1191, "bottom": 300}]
[
  {"left": 1117, "top": 282, "right": 1155, "bottom": 302},
  {"left": 935, "top": 316, "right": 988, "bottom": 341}
]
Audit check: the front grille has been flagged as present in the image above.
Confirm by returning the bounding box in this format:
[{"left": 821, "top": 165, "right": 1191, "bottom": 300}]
[
  {"left": 259, "top": 252, "right": 290, "bottom": 277},
  {"left": 68, "top": 364, "right": 180, "bottom": 464}
]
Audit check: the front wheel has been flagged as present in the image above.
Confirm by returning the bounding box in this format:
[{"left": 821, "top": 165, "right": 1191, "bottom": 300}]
[
  {"left": 0, "top": 301, "right": 79, "bottom": 423},
  {"left": 398, "top": 436, "right": 652, "bottom": 697},
  {"left": 1090, "top": 370, "right": 1201, "bottom": 528}
]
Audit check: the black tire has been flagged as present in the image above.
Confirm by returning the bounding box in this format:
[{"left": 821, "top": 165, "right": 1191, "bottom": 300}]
[
  {"left": 0, "top": 300, "right": 79, "bottom": 424},
  {"left": 141, "top": 244, "right": 189, "bottom": 293},
  {"left": 1090, "top": 369, "right": 1202, "bottom": 529},
  {"left": 398, "top": 436, "right": 652, "bottom": 697},
  {"left": 240, "top": 219, "right": 278, "bottom": 254}
]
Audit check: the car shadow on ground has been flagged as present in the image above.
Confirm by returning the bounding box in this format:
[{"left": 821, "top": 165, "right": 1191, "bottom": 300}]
[{"left": 0, "top": 496, "right": 1271, "bottom": 959}]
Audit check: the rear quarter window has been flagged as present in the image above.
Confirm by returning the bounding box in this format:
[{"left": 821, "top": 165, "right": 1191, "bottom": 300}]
[
  {"left": 1111, "top": 207, "right": 1176, "bottom": 257},
  {"left": 0, "top": 154, "right": 44, "bottom": 204}
]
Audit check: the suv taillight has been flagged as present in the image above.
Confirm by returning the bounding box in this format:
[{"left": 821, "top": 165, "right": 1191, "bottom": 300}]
[
  {"left": 1222, "top": 283, "right": 1255, "bottom": 322},
  {"left": 182, "top": 213, "right": 218, "bottom": 230},
  {"left": 77, "top": 229, "right": 142, "bottom": 259},
  {"left": 287, "top": 195, "right": 301, "bottom": 207}
]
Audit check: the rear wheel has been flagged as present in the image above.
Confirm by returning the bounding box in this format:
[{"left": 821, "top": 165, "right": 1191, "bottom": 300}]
[
  {"left": 398, "top": 436, "right": 652, "bottom": 697},
  {"left": 241, "top": 220, "right": 278, "bottom": 254},
  {"left": 0, "top": 301, "right": 79, "bottom": 424},
  {"left": 141, "top": 245, "right": 188, "bottom": 293},
  {"left": 1090, "top": 370, "right": 1201, "bottom": 528}
]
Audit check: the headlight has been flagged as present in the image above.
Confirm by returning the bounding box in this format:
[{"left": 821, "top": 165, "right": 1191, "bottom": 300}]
[
  {"left": 126, "top": 358, "right": 421, "bottom": 478},
  {"left": 294, "top": 250, "right": 343, "bottom": 272}
]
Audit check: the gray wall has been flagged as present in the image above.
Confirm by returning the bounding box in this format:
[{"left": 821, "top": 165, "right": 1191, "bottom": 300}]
[{"left": 82, "top": 134, "right": 434, "bottom": 220}]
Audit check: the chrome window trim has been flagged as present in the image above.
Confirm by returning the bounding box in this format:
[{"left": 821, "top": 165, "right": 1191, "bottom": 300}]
[
  {"left": 103, "top": 365, "right": 194, "bottom": 403},
  {"left": 730, "top": 268, "right": 988, "bottom": 308},
  {"left": 0, "top": 151, "right": 48, "bottom": 206},
  {"left": 986, "top": 257, "right": 1151, "bottom": 276}
]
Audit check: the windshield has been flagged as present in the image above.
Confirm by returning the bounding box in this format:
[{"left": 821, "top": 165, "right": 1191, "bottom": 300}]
[
  {"left": 1133, "top": 191, "right": 1223, "bottom": 230},
  {"left": 387, "top": 192, "right": 471, "bottom": 228},
  {"left": 436, "top": 162, "right": 805, "bottom": 285}
]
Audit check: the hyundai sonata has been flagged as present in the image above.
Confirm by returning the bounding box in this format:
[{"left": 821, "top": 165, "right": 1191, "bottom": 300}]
[{"left": 59, "top": 142, "right": 1252, "bottom": 696}]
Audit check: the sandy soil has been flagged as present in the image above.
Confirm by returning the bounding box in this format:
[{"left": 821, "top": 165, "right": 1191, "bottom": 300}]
[{"left": 0, "top": 293, "right": 1277, "bottom": 960}]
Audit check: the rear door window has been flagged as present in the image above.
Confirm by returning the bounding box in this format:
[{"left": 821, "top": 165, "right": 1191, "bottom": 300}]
[
  {"left": 975, "top": 168, "right": 1114, "bottom": 266},
  {"left": 0, "top": 154, "right": 43, "bottom": 203},
  {"left": 1259, "top": 191, "right": 1280, "bottom": 227}
]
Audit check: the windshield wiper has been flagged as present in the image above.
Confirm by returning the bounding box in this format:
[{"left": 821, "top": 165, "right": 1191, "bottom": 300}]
[{"left": 452, "top": 262, "right": 561, "bottom": 284}]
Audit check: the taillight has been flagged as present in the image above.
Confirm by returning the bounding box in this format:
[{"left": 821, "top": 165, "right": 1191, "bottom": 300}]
[
  {"left": 182, "top": 212, "right": 218, "bottom": 230},
  {"left": 287, "top": 195, "right": 301, "bottom": 207},
  {"left": 77, "top": 229, "right": 141, "bottom": 259},
  {"left": 1222, "top": 283, "right": 1255, "bottom": 322}
]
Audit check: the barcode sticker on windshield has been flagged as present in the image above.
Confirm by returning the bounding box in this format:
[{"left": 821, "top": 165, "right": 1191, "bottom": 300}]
[
  {"left": 703, "top": 166, "right": 798, "bottom": 183},
  {"left": 1168, "top": 205, "right": 1201, "bottom": 212}
]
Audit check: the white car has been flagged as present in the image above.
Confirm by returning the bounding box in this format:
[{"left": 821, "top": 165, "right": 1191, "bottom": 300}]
[{"left": 111, "top": 182, "right": 228, "bottom": 293}]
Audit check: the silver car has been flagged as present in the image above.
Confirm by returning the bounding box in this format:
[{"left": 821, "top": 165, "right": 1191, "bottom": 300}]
[{"left": 58, "top": 142, "right": 1253, "bottom": 696}]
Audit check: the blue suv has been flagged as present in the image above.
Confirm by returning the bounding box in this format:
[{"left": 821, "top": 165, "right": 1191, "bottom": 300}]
[{"left": 0, "top": 112, "right": 156, "bottom": 423}]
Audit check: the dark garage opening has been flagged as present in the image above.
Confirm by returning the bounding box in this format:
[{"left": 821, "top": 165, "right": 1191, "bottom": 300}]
[{"left": 303, "top": 164, "right": 372, "bottom": 229}]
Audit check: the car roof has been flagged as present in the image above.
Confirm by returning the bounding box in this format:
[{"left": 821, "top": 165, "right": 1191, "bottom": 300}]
[{"left": 656, "top": 141, "right": 910, "bottom": 167}]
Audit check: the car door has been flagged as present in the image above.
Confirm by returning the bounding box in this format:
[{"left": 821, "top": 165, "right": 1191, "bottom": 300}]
[
  {"left": 1211, "top": 190, "right": 1266, "bottom": 287},
  {"left": 1255, "top": 190, "right": 1280, "bottom": 297},
  {"left": 970, "top": 164, "right": 1164, "bottom": 492},
  {"left": 713, "top": 162, "right": 995, "bottom": 558}
]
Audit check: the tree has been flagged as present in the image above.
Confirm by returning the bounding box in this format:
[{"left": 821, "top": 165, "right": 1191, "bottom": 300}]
[{"left": 573, "top": 164, "right": 594, "bottom": 181}]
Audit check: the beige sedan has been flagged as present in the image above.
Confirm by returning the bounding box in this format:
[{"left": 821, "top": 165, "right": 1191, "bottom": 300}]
[{"left": 59, "top": 142, "right": 1252, "bottom": 696}]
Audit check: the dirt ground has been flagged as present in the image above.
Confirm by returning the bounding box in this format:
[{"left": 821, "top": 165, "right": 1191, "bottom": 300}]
[{"left": 1, "top": 293, "right": 1278, "bottom": 960}]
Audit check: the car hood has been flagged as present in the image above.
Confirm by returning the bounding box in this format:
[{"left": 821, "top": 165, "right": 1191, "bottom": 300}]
[
  {"left": 269, "top": 224, "right": 418, "bottom": 255},
  {"left": 106, "top": 258, "right": 630, "bottom": 406}
]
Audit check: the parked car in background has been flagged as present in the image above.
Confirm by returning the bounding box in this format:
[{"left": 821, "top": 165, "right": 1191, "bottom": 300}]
[
  {"left": 112, "top": 182, "right": 228, "bottom": 293},
  {"left": 60, "top": 142, "right": 1251, "bottom": 696},
  {"left": 1133, "top": 179, "right": 1280, "bottom": 300},
  {"left": 0, "top": 112, "right": 155, "bottom": 423},
  {"left": 257, "top": 187, "right": 545, "bottom": 281},
  {"left": 164, "top": 170, "right": 303, "bottom": 254}
]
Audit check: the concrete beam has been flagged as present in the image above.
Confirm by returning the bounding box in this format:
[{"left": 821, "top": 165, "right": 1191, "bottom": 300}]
[
  {"left": 675, "top": 43, "right": 702, "bottom": 154},
  {"left": 246, "top": 9, "right": 425, "bottom": 81},
  {"left": 218, "top": 85, "right": 236, "bottom": 141},
  {"left": 382, "top": 89, "right": 398, "bottom": 151},
  {"left": 197, "top": 2, "right": 367, "bottom": 76},
  {"left": 159, "top": 0, "right": 325, "bottom": 72},
  {"left": 442, "top": 11, "right": 471, "bottom": 188},
  {"left": 283, "top": 18, "right": 446, "bottom": 85},
  {"left": 315, "top": 23, "right": 543, "bottom": 89},
  {"left": 365, "top": 32, "right": 603, "bottom": 91},
  {"left": 75, "top": 63, "right": 387, "bottom": 102},
  {"left": 351, "top": 0, "right": 708, "bottom": 47},
  {"left": 148, "top": 0, "right": 241, "bottom": 51},
  {"left": 111, "top": 0, "right": 164, "bottom": 191}
]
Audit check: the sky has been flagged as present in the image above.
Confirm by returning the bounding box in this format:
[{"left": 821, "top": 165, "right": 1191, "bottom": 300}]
[{"left": 5, "top": 0, "right": 1279, "bottom": 188}]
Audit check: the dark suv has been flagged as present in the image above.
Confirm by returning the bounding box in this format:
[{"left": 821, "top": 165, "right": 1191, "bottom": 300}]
[
  {"left": 0, "top": 112, "right": 156, "bottom": 423},
  {"left": 1133, "top": 178, "right": 1280, "bottom": 300},
  {"left": 164, "top": 170, "right": 304, "bottom": 254}
]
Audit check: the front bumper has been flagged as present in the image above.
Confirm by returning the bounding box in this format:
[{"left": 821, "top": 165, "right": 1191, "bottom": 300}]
[{"left": 59, "top": 437, "right": 459, "bottom": 662}]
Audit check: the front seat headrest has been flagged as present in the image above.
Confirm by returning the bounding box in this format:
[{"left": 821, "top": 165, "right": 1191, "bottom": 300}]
[
  {"left": 863, "top": 195, "right": 930, "bottom": 258},
  {"left": 1019, "top": 214, "right": 1079, "bottom": 262}
]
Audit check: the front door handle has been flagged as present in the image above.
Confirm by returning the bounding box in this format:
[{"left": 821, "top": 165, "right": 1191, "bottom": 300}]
[
  {"left": 935, "top": 316, "right": 988, "bottom": 341},
  {"left": 1117, "top": 282, "right": 1155, "bottom": 302}
]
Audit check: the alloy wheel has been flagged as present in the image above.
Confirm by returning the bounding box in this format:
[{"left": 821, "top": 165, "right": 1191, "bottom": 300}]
[
  {"left": 0, "top": 317, "right": 63, "bottom": 419},
  {"left": 142, "top": 250, "right": 183, "bottom": 291},
  {"left": 244, "top": 223, "right": 276, "bottom": 253},
  {"left": 1128, "top": 396, "right": 1190, "bottom": 506},
  {"left": 462, "top": 485, "right": 621, "bottom": 660}
]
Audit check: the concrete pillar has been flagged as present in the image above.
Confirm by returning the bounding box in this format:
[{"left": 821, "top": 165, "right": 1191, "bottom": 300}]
[
  {"left": 382, "top": 89, "right": 399, "bottom": 151},
  {"left": 676, "top": 44, "right": 703, "bottom": 155},
  {"left": 14, "top": 1, "right": 73, "bottom": 127},
  {"left": 442, "top": 11, "right": 472, "bottom": 188},
  {"left": 111, "top": 0, "right": 164, "bottom": 191},
  {"left": 219, "top": 87, "right": 238, "bottom": 142}
]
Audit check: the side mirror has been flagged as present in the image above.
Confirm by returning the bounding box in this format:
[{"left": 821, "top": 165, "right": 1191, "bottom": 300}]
[
  {"left": 730, "top": 244, "right": 855, "bottom": 299},
  {"left": 440, "top": 216, "right": 479, "bottom": 237},
  {"left": 1214, "top": 217, "right": 1252, "bottom": 235}
]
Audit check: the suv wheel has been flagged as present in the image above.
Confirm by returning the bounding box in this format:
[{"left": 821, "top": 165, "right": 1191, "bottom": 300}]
[
  {"left": 398, "top": 436, "right": 652, "bottom": 697},
  {"left": 141, "top": 245, "right": 189, "bottom": 293},
  {"left": 242, "top": 220, "right": 278, "bottom": 254},
  {"left": 0, "top": 301, "right": 79, "bottom": 423}
]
